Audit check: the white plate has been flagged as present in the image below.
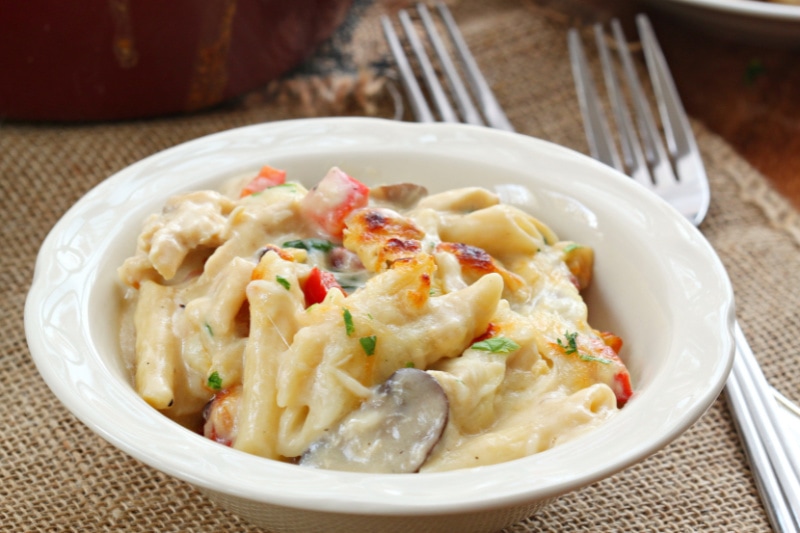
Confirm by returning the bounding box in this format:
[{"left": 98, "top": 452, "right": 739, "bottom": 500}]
[{"left": 645, "top": 0, "right": 800, "bottom": 44}]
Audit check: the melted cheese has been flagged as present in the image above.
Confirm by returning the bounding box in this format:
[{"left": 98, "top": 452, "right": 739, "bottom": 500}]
[{"left": 118, "top": 170, "right": 631, "bottom": 471}]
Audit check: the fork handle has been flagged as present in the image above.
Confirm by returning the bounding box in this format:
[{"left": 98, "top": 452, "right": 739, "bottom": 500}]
[{"left": 728, "top": 322, "right": 800, "bottom": 531}]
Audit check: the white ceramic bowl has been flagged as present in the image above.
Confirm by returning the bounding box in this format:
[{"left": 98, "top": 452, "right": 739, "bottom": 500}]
[
  {"left": 25, "top": 118, "right": 735, "bottom": 533},
  {"left": 645, "top": 0, "right": 800, "bottom": 45}
]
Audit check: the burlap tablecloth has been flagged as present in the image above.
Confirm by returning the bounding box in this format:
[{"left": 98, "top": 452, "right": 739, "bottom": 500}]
[{"left": 3, "top": 0, "right": 799, "bottom": 531}]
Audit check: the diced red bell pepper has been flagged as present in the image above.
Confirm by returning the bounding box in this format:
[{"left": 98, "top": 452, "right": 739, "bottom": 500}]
[
  {"left": 240, "top": 165, "right": 287, "bottom": 197},
  {"left": 598, "top": 330, "right": 623, "bottom": 354},
  {"left": 470, "top": 323, "right": 499, "bottom": 344},
  {"left": 613, "top": 369, "right": 633, "bottom": 408},
  {"left": 303, "top": 266, "right": 344, "bottom": 306},
  {"left": 300, "top": 167, "right": 369, "bottom": 239},
  {"left": 591, "top": 334, "right": 631, "bottom": 407}
]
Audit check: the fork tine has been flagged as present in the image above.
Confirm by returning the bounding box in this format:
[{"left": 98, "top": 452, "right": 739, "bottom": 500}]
[
  {"left": 381, "top": 15, "right": 434, "bottom": 123},
  {"left": 636, "top": 14, "right": 710, "bottom": 224},
  {"left": 398, "top": 9, "right": 459, "bottom": 123},
  {"left": 593, "top": 24, "right": 652, "bottom": 187},
  {"left": 570, "top": 17, "right": 710, "bottom": 225},
  {"left": 610, "top": 19, "right": 676, "bottom": 193},
  {"left": 637, "top": 16, "right": 679, "bottom": 158},
  {"left": 417, "top": 3, "right": 484, "bottom": 126},
  {"left": 382, "top": 2, "right": 513, "bottom": 131},
  {"left": 435, "top": 2, "right": 514, "bottom": 131},
  {"left": 568, "top": 28, "right": 623, "bottom": 172}
]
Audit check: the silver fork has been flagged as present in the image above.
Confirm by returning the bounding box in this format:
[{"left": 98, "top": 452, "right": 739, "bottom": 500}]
[
  {"left": 569, "top": 18, "right": 709, "bottom": 226},
  {"left": 569, "top": 16, "right": 800, "bottom": 532},
  {"left": 380, "top": 2, "right": 514, "bottom": 131}
]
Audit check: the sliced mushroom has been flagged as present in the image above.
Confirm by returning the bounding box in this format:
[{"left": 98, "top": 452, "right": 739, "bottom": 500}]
[
  {"left": 370, "top": 183, "right": 429, "bottom": 209},
  {"left": 299, "top": 368, "right": 449, "bottom": 473}
]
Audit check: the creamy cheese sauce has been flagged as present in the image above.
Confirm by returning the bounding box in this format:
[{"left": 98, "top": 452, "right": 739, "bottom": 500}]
[{"left": 118, "top": 167, "right": 632, "bottom": 472}]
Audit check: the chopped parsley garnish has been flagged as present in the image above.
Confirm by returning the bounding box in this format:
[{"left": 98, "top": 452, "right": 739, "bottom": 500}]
[
  {"left": 343, "top": 308, "right": 355, "bottom": 336},
  {"left": 556, "top": 331, "right": 578, "bottom": 354},
  {"left": 579, "top": 353, "right": 613, "bottom": 364},
  {"left": 207, "top": 371, "right": 222, "bottom": 391},
  {"left": 282, "top": 238, "right": 334, "bottom": 252},
  {"left": 404, "top": 361, "right": 415, "bottom": 368},
  {"left": 471, "top": 337, "right": 520, "bottom": 354},
  {"left": 744, "top": 58, "right": 765, "bottom": 85},
  {"left": 557, "top": 331, "right": 612, "bottom": 364},
  {"left": 563, "top": 243, "right": 582, "bottom": 253},
  {"left": 359, "top": 335, "right": 377, "bottom": 356},
  {"left": 275, "top": 275, "right": 291, "bottom": 290},
  {"left": 204, "top": 323, "right": 214, "bottom": 337}
]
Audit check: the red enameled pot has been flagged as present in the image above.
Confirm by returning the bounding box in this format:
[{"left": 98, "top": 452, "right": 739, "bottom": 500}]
[{"left": 0, "top": 0, "right": 354, "bottom": 121}]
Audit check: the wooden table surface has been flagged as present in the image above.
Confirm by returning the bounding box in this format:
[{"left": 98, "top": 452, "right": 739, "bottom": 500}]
[{"left": 585, "top": 0, "right": 800, "bottom": 209}]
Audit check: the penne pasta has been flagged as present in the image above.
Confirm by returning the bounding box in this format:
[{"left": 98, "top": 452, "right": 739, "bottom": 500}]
[
  {"left": 119, "top": 166, "right": 632, "bottom": 473},
  {"left": 133, "top": 280, "right": 180, "bottom": 410}
]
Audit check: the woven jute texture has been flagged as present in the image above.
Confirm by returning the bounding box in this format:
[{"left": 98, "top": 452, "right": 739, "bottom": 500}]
[{"left": 3, "top": 0, "right": 799, "bottom": 531}]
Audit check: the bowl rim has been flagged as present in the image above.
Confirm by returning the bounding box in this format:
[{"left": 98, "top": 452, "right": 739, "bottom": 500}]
[
  {"left": 24, "top": 117, "right": 735, "bottom": 516},
  {"left": 656, "top": 0, "right": 800, "bottom": 20}
]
